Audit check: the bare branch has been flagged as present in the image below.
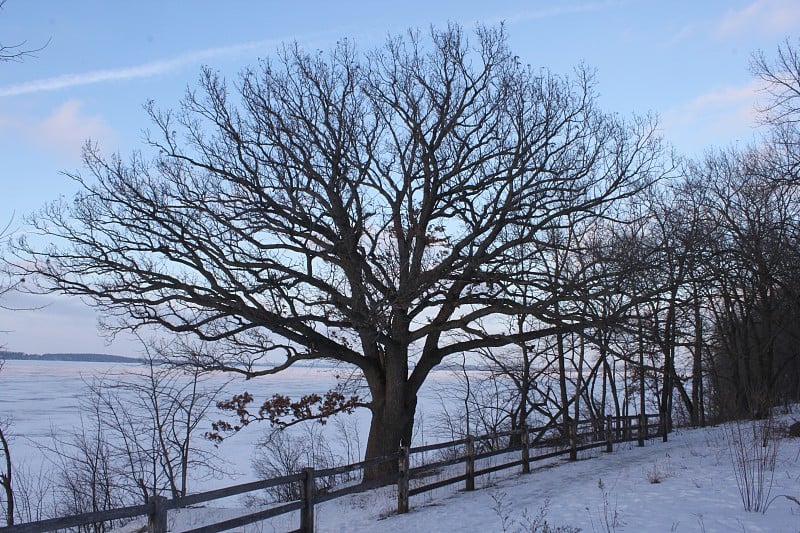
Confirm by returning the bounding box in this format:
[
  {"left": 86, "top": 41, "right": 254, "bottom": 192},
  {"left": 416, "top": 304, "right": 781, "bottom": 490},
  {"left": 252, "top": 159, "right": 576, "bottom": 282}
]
[
  {"left": 16, "top": 24, "right": 668, "bottom": 469},
  {"left": 0, "top": 1, "right": 48, "bottom": 63}
]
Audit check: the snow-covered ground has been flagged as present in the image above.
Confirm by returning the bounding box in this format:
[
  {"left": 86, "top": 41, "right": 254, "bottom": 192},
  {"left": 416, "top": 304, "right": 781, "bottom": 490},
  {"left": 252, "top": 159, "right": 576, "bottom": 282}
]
[
  {"left": 4, "top": 361, "right": 800, "bottom": 532},
  {"left": 129, "top": 415, "right": 799, "bottom": 532},
  {"left": 342, "top": 422, "right": 800, "bottom": 533}
]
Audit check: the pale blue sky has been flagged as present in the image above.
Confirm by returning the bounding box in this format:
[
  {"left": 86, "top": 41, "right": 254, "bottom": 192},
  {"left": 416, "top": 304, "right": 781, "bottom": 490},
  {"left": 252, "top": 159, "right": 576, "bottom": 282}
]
[{"left": 1, "top": 0, "right": 799, "bottom": 355}]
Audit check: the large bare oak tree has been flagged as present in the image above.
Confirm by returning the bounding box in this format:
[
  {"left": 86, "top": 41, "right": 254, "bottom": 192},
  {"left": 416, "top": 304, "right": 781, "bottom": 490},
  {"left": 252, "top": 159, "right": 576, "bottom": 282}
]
[{"left": 17, "top": 26, "right": 665, "bottom": 472}]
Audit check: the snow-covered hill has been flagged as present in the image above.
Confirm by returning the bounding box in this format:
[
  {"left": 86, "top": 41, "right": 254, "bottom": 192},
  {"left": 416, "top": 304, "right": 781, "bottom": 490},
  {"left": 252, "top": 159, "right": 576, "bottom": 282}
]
[
  {"left": 145, "top": 414, "right": 800, "bottom": 532},
  {"left": 5, "top": 361, "right": 798, "bottom": 532}
]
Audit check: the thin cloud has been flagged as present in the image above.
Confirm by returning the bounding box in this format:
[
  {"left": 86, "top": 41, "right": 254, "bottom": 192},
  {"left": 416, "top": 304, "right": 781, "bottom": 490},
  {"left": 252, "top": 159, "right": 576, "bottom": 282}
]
[
  {"left": 0, "top": 100, "right": 116, "bottom": 159},
  {"left": 661, "top": 80, "right": 765, "bottom": 152},
  {"left": 38, "top": 100, "right": 117, "bottom": 155},
  {"left": 668, "top": 22, "right": 699, "bottom": 46},
  {"left": 0, "top": 57, "right": 193, "bottom": 97},
  {"left": 716, "top": 0, "right": 800, "bottom": 38},
  {"left": 0, "top": 6, "right": 630, "bottom": 99},
  {"left": 481, "top": 0, "right": 625, "bottom": 26},
  {"left": 0, "top": 30, "right": 345, "bottom": 98}
]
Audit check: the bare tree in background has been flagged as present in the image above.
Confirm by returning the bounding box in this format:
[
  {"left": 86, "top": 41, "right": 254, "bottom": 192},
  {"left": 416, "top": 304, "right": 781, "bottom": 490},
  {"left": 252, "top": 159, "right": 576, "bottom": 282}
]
[
  {"left": 79, "top": 343, "right": 230, "bottom": 502},
  {"left": 0, "top": 234, "right": 26, "bottom": 525},
  {"left": 751, "top": 38, "right": 800, "bottom": 182},
  {"left": 0, "top": 0, "right": 47, "bottom": 63},
  {"left": 45, "top": 414, "right": 127, "bottom": 533},
  {"left": 0, "top": 244, "right": 12, "bottom": 526},
  {"left": 0, "top": 218, "right": 21, "bottom": 316},
  {"left": 696, "top": 147, "right": 800, "bottom": 419},
  {"left": 752, "top": 38, "right": 800, "bottom": 127},
  {"left": 17, "top": 25, "right": 666, "bottom": 476},
  {"left": 0, "top": 0, "right": 47, "bottom": 518},
  {"left": 0, "top": 360, "right": 13, "bottom": 527}
]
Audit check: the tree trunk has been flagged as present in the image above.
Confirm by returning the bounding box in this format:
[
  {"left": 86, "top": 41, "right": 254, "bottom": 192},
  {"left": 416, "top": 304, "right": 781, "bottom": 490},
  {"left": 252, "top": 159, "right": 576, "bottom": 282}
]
[
  {"left": 556, "top": 329, "right": 576, "bottom": 460},
  {"left": 363, "top": 392, "right": 416, "bottom": 481},
  {"left": 602, "top": 346, "right": 621, "bottom": 419},
  {"left": 574, "top": 333, "right": 586, "bottom": 437},
  {"left": 509, "top": 314, "right": 532, "bottom": 448},
  {"left": 660, "top": 291, "right": 679, "bottom": 441},
  {"left": 691, "top": 290, "right": 704, "bottom": 427},
  {"left": 362, "top": 347, "right": 417, "bottom": 482},
  {"left": 0, "top": 425, "right": 13, "bottom": 526},
  {"left": 638, "top": 310, "right": 646, "bottom": 427}
]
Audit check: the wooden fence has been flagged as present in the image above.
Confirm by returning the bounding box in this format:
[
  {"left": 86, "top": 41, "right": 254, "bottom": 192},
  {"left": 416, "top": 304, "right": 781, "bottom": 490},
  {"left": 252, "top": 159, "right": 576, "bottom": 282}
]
[{"left": 0, "top": 413, "right": 661, "bottom": 533}]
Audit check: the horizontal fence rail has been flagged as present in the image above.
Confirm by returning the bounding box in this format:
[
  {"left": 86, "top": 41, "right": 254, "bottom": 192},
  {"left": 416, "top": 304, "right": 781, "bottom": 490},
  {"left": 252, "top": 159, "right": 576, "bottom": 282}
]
[{"left": 0, "top": 413, "right": 662, "bottom": 533}]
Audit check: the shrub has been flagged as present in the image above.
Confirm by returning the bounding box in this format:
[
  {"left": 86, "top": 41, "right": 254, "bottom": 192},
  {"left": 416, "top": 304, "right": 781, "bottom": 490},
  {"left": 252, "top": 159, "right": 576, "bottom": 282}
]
[{"left": 725, "top": 417, "right": 780, "bottom": 513}]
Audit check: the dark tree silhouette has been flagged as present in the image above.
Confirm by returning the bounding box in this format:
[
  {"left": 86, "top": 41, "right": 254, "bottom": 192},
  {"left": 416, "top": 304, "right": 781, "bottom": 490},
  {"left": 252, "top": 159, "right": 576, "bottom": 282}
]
[
  {"left": 17, "top": 25, "right": 665, "bottom": 476},
  {"left": 696, "top": 147, "right": 800, "bottom": 419}
]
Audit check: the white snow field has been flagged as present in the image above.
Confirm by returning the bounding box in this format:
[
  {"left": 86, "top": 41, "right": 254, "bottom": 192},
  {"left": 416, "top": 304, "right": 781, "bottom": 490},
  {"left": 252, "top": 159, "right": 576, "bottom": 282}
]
[
  {"left": 335, "top": 423, "right": 800, "bottom": 533},
  {"left": 138, "top": 419, "right": 799, "bottom": 532},
  {"left": 2, "top": 361, "right": 800, "bottom": 531}
]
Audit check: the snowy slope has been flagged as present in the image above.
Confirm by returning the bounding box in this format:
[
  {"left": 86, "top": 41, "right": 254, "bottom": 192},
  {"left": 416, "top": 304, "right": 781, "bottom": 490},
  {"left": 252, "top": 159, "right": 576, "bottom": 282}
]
[
  {"left": 149, "top": 416, "right": 800, "bottom": 532},
  {"left": 339, "top": 425, "right": 800, "bottom": 532},
  {"left": 5, "top": 362, "right": 799, "bottom": 532}
]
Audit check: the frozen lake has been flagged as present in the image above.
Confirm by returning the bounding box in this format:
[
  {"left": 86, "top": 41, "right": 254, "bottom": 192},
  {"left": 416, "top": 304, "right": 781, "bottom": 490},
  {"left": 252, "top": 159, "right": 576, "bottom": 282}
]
[{"left": 0, "top": 359, "right": 466, "bottom": 491}]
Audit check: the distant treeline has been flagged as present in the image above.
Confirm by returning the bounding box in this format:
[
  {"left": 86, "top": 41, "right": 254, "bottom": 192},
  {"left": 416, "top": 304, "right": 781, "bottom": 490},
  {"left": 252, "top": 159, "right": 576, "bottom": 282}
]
[{"left": 0, "top": 351, "right": 141, "bottom": 364}]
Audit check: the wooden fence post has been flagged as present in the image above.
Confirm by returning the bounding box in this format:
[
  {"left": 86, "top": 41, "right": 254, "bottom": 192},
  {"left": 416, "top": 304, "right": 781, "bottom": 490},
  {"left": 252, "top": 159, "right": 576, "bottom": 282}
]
[
  {"left": 569, "top": 421, "right": 578, "bottom": 461},
  {"left": 147, "top": 495, "right": 167, "bottom": 533},
  {"left": 465, "top": 435, "right": 475, "bottom": 491},
  {"left": 520, "top": 426, "right": 530, "bottom": 474},
  {"left": 397, "top": 446, "right": 410, "bottom": 514},
  {"left": 638, "top": 413, "right": 646, "bottom": 447},
  {"left": 605, "top": 416, "right": 613, "bottom": 453},
  {"left": 300, "top": 467, "right": 315, "bottom": 533}
]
